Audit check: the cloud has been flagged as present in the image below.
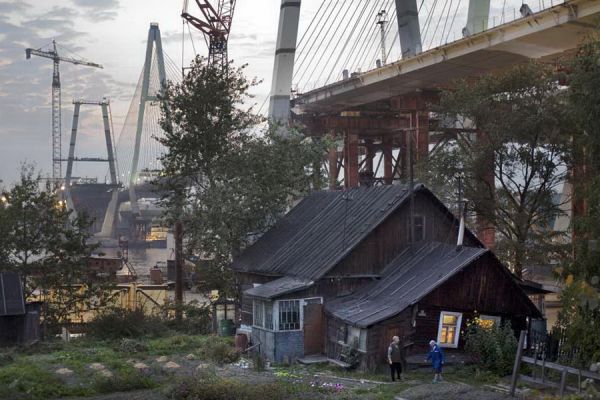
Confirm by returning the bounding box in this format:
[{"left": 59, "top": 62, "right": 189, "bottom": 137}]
[
  {"left": 0, "top": 1, "right": 29, "bottom": 14},
  {"left": 71, "top": 0, "right": 120, "bottom": 21},
  {"left": 0, "top": 3, "right": 131, "bottom": 183}
]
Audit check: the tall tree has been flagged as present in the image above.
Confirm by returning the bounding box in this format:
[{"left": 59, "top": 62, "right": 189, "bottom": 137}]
[
  {"left": 554, "top": 35, "right": 600, "bottom": 367},
  {"left": 158, "top": 57, "right": 327, "bottom": 296},
  {"left": 421, "top": 63, "right": 571, "bottom": 277},
  {"left": 0, "top": 166, "right": 109, "bottom": 331}
]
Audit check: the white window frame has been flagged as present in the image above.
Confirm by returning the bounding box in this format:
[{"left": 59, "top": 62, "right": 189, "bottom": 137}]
[
  {"left": 275, "top": 299, "right": 302, "bottom": 331},
  {"left": 437, "top": 311, "right": 463, "bottom": 348},
  {"left": 253, "top": 297, "right": 323, "bottom": 332}
]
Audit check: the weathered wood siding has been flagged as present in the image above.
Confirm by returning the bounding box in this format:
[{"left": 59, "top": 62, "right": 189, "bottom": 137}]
[{"left": 326, "top": 191, "right": 479, "bottom": 278}]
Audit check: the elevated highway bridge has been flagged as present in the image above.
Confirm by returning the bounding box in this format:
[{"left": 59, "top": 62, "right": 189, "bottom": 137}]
[{"left": 294, "top": 0, "right": 600, "bottom": 113}]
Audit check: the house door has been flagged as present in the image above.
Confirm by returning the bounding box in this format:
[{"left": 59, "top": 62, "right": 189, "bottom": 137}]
[
  {"left": 382, "top": 325, "right": 404, "bottom": 363},
  {"left": 303, "top": 303, "right": 324, "bottom": 355}
]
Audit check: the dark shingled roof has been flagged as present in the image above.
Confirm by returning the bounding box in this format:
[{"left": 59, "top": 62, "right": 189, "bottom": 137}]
[
  {"left": 244, "top": 276, "right": 314, "bottom": 300},
  {"left": 232, "top": 184, "right": 417, "bottom": 280},
  {"left": 233, "top": 184, "right": 484, "bottom": 281},
  {"left": 325, "top": 242, "right": 488, "bottom": 327}
]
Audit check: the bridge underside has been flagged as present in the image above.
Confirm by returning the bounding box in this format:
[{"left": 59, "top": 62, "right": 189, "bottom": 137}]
[
  {"left": 293, "top": 0, "right": 600, "bottom": 249},
  {"left": 294, "top": 0, "right": 599, "bottom": 114}
]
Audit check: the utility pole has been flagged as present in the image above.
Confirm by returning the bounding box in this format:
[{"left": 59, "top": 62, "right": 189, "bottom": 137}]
[
  {"left": 377, "top": 10, "right": 388, "bottom": 66},
  {"left": 174, "top": 219, "right": 184, "bottom": 321},
  {"left": 408, "top": 125, "right": 415, "bottom": 250}
]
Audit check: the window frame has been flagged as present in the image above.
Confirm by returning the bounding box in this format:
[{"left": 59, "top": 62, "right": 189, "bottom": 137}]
[
  {"left": 407, "top": 215, "right": 426, "bottom": 242},
  {"left": 346, "top": 325, "right": 367, "bottom": 353},
  {"left": 437, "top": 311, "right": 463, "bottom": 348},
  {"left": 479, "top": 314, "right": 501, "bottom": 329},
  {"left": 276, "top": 299, "right": 302, "bottom": 331}
]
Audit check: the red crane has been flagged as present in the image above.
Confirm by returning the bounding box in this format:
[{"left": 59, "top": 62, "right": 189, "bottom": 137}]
[{"left": 181, "top": 0, "right": 236, "bottom": 68}]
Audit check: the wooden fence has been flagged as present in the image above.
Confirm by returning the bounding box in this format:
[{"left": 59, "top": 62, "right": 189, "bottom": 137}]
[{"left": 510, "top": 330, "right": 600, "bottom": 398}]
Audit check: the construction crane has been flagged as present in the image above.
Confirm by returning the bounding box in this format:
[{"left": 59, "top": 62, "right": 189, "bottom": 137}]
[
  {"left": 181, "top": 0, "right": 236, "bottom": 68},
  {"left": 25, "top": 40, "right": 103, "bottom": 183}
]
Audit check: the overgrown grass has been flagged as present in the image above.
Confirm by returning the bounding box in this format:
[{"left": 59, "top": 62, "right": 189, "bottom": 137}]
[{"left": 0, "top": 333, "right": 237, "bottom": 399}]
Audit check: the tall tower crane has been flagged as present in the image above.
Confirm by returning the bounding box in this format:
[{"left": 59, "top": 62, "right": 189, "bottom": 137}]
[
  {"left": 181, "top": 0, "right": 236, "bottom": 68},
  {"left": 26, "top": 40, "right": 103, "bottom": 183}
]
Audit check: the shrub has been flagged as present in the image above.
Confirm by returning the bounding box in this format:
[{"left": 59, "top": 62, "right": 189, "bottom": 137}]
[
  {"left": 92, "top": 370, "right": 157, "bottom": 393},
  {"left": 464, "top": 317, "right": 517, "bottom": 376},
  {"left": 87, "top": 308, "right": 169, "bottom": 340},
  {"left": 116, "top": 338, "right": 148, "bottom": 354},
  {"left": 253, "top": 352, "right": 266, "bottom": 372},
  {"left": 203, "top": 337, "right": 239, "bottom": 365},
  {"left": 164, "top": 300, "right": 212, "bottom": 335}
]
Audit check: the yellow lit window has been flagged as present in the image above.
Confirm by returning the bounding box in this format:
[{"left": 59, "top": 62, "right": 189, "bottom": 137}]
[{"left": 437, "top": 311, "right": 462, "bottom": 348}]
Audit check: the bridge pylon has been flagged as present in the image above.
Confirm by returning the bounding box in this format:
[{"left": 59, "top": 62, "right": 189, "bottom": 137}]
[{"left": 128, "top": 23, "right": 168, "bottom": 217}]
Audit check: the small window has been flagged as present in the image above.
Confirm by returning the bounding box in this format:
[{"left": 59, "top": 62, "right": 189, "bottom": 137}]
[
  {"left": 346, "top": 326, "right": 367, "bottom": 352},
  {"left": 408, "top": 215, "right": 425, "bottom": 241},
  {"left": 278, "top": 300, "right": 300, "bottom": 331},
  {"left": 253, "top": 300, "right": 264, "bottom": 328},
  {"left": 264, "top": 302, "right": 273, "bottom": 330},
  {"left": 478, "top": 314, "right": 501, "bottom": 330},
  {"left": 437, "top": 311, "right": 462, "bottom": 348}
]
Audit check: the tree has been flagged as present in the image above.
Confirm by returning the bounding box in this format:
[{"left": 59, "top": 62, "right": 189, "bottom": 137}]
[
  {"left": 0, "top": 166, "right": 110, "bottom": 332},
  {"left": 553, "top": 35, "right": 600, "bottom": 367},
  {"left": 422, "top": 63, "right": 571, "bottom": 277},
  {"left": 158, "top": 57, "right": 327, "bottom": 297}
]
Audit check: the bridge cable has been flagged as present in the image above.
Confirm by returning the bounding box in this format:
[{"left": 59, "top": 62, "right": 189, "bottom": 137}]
[
  {"left": 348, "top": 0, "right": 390, "bottom": 73},
  {"left": 427, "top": 0, "right": 449, "bottom": 50},
  {"left": 420, "top": 0, "right": 439, "bottom": 48},
  {"left": 338, "top": 0, "right": 383, "bottom": 77},
  {"left": 322, "top": 0, "right": 373, "bottom": 85},
  {"left": 356, "top": 0, "right": 394, "bottom": 72},
  {"left": 439, "top": 0, "right": 454, "bottom": 47},
  {"left": 294, "top": 0, "right": 335, "bottom": 64},
  {"left": 444, "top": 0, "right": 462, "bottom": 44},
  {"left": 295, "top": 0, "right": 346, "bottom": 89},
  {"left": 293, "top": 0, "right": 340, "bottom": 82},
  {"left": 296, "top": 0, "right": 351, "bottom": 91}
]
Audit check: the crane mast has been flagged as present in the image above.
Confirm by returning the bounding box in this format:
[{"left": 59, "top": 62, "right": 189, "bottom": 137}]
[
  {"left": 181, "top": 0, "right": 236, "bottom": 69},
  {"left": 25, "top": 40, "right": 103, "bottom": 183}
]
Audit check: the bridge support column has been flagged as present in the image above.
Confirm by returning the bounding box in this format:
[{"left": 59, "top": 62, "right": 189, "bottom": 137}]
[
  {"left": 268, "top": 0, "right": 302, "bottom": 122},
  {"left": 383, "top": 137, "right": 394, "bottom": 185},
  {"left": 344, "top": 131, "right": 359, "bottom": 188},
  {"left": 465, "top": 0, "right": 491, "bottom": 36},
  {"left": 395, "top": 0, "right": 422, "bottom": 57},
  {"left": 328, "top": 143, "right": 339, "bottom": 190}
]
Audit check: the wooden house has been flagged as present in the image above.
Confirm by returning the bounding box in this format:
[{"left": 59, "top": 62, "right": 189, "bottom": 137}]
[{"left": 232, "top": 184, "right": 541, "bottom": 369}]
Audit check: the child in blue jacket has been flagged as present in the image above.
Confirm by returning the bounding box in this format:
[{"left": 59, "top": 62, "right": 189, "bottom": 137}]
[{"left": 426, "top": 340, "right": 445, "bottom": 383}]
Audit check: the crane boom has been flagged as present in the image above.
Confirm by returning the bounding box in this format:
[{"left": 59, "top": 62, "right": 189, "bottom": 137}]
[
  {"left": 26, "top": 48, "right": 103, "bottom": 68},
  {"left": 25, "top": 40, "right": 103, "bottom": 183},
  {"left": 182, "top": 0, "right": 236, "bottom": 68}
]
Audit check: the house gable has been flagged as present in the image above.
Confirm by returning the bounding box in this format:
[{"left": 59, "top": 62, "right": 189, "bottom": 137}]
[{"left": 325, "top": 190, "right": 481, "bottom": 278}]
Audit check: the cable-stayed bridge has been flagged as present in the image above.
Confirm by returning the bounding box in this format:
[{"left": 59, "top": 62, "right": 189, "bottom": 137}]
[
  {"left": 69, "top": 0, "right": 599, "bottom": 246},
  {"left": 69, "top": 23, "right": 180, "bottom": 243},
  {"left": 267, "top": 0, "right": 600, "bottom": 248}
]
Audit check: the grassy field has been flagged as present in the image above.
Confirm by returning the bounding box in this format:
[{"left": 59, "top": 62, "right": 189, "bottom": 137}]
[{"left": 0, "top": 334, "right": 544, "bottom": 400}]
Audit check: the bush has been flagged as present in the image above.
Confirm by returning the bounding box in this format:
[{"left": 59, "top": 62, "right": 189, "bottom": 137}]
[
  {"left": 93, "top": 370, "right": 157, "bottom": 393},
  {"left": 87, "top": 308, "right": 169, "bottom": 340},
  {"left": 464, "top": 317, "right": 517, "bottom": 376},
  {"left": 164, "top": 300, "right": 212, "bottom": 335},
  {"left": 202, "top": 337, "right": 239, "bottom": 365},
  {"left": 116, "top": 338, "right": 148, "bottom": 354}
]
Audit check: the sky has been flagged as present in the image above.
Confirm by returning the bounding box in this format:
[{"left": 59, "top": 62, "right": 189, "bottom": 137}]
[{"left": 0, "top": 0, "right": 538, "bottom": 185}]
